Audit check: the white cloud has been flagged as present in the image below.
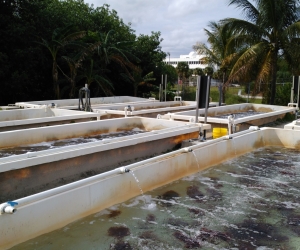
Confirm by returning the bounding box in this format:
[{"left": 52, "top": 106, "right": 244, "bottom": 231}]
[{"left": 85, "top": 0, "right": 243, "bottom": 57}]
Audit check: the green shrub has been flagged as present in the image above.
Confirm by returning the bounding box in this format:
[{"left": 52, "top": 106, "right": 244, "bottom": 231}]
[{"left": 225, "top": 94, "right": 247, "bottom": 105}]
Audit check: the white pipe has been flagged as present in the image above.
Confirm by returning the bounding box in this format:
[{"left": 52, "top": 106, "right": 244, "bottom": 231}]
[
  {"left": 0, "top": 203, "right": 17, "bottom": 214},
  {"left": 5, "top": 167, "right": 130, "bottom": 208}
]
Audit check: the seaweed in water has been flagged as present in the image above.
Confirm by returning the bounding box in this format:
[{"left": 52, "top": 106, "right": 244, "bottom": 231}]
[
  {"left": 197, "top": 227, "right": 231, "bottom": 243},
  {"left": 139, "top": 230, "right": 159, "bottom": 241},
  {"left": 188, "top": 207, "right": 205, "bottom": 216},
  {"left": 157, "top": 190, "right": 180, "bottom": 206},
  {"left": 108, "top": 226, "right": 130, "bottom": 238},
  {"left": 108, "top": 210, "right": 121, "bottom": 218},
  {"left": 146, "top": 213, "right": 156, "bottom": 223},
  {"left": 205, "top": 188, "right": 222, "bottom": 200},
  {"left": 173, "top": 230, "right": 200, "bottom": 248},
  {"left": 110, "top": 241, "right": 132, "bottom": 250},
  {"left": 186, "top": 185, "right": 204, "bottom": 201},
  {"left": 229, "top": 219, "right": 289, "bottom": 246},
  {"left": 167, "top": 218, "right": 189, "bottom": 228}
]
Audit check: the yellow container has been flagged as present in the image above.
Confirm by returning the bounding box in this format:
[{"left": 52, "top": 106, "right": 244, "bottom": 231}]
[{"left": 212, "top": 128, "right": 228, "bottom": 139}]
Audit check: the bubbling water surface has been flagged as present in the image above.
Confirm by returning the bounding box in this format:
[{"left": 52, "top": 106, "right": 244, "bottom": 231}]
[{"left": 10, "top": 146, "right": 300, "bottom": 249}]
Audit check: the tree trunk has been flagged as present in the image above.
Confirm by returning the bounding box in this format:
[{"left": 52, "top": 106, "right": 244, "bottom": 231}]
[
  {"left": 52, "top": 61, "right": 60, "bottom": 99},
  {"left": 270, "top": 49, "right": 278, "bottom": 105}
]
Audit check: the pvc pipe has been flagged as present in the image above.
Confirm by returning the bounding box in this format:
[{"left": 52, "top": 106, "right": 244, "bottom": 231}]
[
  {"left": 195, "top": 76, "right": 200, "bottom": 123},
  {"left": 0, "top": 203, "right": 17, "bottom": 214},
  {"left": 7, "top": 167, "right": 130, "bottom": 208}
]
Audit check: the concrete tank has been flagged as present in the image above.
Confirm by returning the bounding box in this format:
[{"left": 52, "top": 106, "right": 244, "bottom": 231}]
[
  {"left": 0, "top": 117, "right": 209, "bottom": 203},
  {"left": 0, "top": 126, "right": 299, "bottom": 249},
  {"left": 0, "top": 107, "right": 101, "bottom": 132},
  {"left": 160, "top": 103, "right": 296, "bottom": 132}
]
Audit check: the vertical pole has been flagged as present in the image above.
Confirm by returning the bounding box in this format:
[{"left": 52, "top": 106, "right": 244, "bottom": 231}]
[
  {"left": 203, "top": 76, "right": 210, "bottom": 139},
  {"left": 161, "top": 75, "right": 163, "bottom": 102},
  {"left": 291, "top": 76, "right": 294, "bottom": 104},
  {"left": 195, "top": 76, "right": 200, "bottom": 123},
  {"left": 165, "top": 74, "right": 167, "bottom": 102},
  {"left": 84, "top": 84, "right": 88, "bottom": 111},
  {"left": 159, "top": 84, "right": 161, "bottom": 102},
  {"left": 204, "top": 76, "right": 210, "bottom": 125},
  {"left": 297, "top": 76, "right": 300, "bottom": 108},
  {"left": 247, "top": 82, "right": 250, "bottom": 103}
]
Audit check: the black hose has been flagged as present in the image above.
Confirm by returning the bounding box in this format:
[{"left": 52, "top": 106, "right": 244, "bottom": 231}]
[{"left": 78, "top": 87, "right": 93, "bottom": 112}]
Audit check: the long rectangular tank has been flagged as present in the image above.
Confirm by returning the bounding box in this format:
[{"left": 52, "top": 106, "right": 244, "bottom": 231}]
[
  {"left": 0, "top": 126, "right": 299, "bottom": 249},
  {"left": 0, "top": 117, "right": 209, "bottom": 203},
  {"left": 160, "top": 103, "right": 297, "bottom": 132},
  {"left": 15, "top": 96, "right": 156, "bottom": 109},
  {"left": 93, "top": 101, "right": 196, "bottom": 119},
  {"left": 0, "top": 107, "right": 101, "bottom": 132}
]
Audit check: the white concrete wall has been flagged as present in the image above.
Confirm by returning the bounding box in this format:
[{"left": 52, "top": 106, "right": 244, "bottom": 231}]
[{"left": 15, "top": 96, "right": 155, "bottom": 109}]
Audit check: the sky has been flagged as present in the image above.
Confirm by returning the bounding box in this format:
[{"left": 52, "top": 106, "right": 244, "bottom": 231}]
[{"left": 85, "top": 0, "right": 244, "bottom": 58}]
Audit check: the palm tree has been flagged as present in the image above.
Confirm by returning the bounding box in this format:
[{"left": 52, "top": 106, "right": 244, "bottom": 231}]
[
  {"left": 223, "top": 0, "right": 300, "bottom": 104},
  {"left": 79, "top": 59, "right": 114, "bottom": 96},
  {"left": 131, "top": 68, "right": 156, "bottom": 97},
  {"left": 39, "top": 26, "right": 86, "bottom": 99},
  {"left": 176, "top": 62, "right": 190, "bottom": 84},
  {"left": 97, "top": 30, "right": 139, "bottom": 82},
  {"left": 193, "top": 21, "right": 241, "bottom": 103},
  {"left": 59, "top": 42, "right": 101, "bottom": 98}
]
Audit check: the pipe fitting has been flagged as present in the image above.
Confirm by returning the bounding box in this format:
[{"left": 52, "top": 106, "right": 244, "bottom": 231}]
[
  {"left": 249, "top": 126, "right": 260, "bottom": 131},
  {"left": 119, "top": 167, "right": 130, "bottom": 173},
  {"left": 183, "top": 147, "right": 193, "bottom": 152},
  {"left": 0, "top": 201, "right": 18, "bottom": 214},
  {"left": 223, "top": 135, "right": 233, "bottom": 140}
]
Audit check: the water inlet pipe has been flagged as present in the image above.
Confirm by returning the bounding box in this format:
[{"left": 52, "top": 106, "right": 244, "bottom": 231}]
[
  {"left": 228, "top": 114, "right": 235, "bottom": 135},
  {"left": 124, "top": 105, "right": 134, "bottom": 117},
  {"left": 0, "top": 201, "right": 18, "bottom": 214}
]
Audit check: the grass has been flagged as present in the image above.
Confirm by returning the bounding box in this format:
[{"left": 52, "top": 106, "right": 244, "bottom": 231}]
[{"left": 174, "top": 86, "right": 262, "bottom": 105}]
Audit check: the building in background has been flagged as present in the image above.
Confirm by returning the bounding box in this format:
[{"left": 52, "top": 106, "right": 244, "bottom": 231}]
[{"left": 164, "top": 51, "right": 207, "bottom": 70}]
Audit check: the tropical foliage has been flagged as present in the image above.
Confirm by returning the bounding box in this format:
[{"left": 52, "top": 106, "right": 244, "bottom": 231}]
[
  {"left": 222, "top": 0, "right": 300, "bottom": 104},
  {"left": 0, "top": 0, "right": 167, "bottom": 105}
]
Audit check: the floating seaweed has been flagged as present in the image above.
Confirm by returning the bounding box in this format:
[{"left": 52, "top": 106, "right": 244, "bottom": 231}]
[
  {"left": 188, "top": 207, "right": 205, "bottom": 216},
  {"left": 205, "top": 188, "right": 222, "bottom": 200},
  {"left": 108, "top": 226, "right": 130, "bottom": 238},
  {"left": 197, "top": 227, "right": 231, "bottom": 244},
  {"left": 146, "top": 214, "right": 156, "bottom": 223},
  {"left": 139, "top": 230, "right": 159, "bottom": 241},
  {"left": 173, "top": 230, "right": 200, "bottom": 248},
  {"left": 167, "top": 218, "right": 189, "bottom": 228},
  {"left": 157, "top": 190, "right": 180, "bottom": 206},
  {"left": 108, "top": 210, "right": 121, "bottom": 218},
  {"left": 186, "top": 185, "right": 204, "bottom": 200},
  {"left": 110, "top": 241, "right": 132, "bottom": 250},
  {"left": 229, "top": 218, "right": 289, "bottom": 246}
]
